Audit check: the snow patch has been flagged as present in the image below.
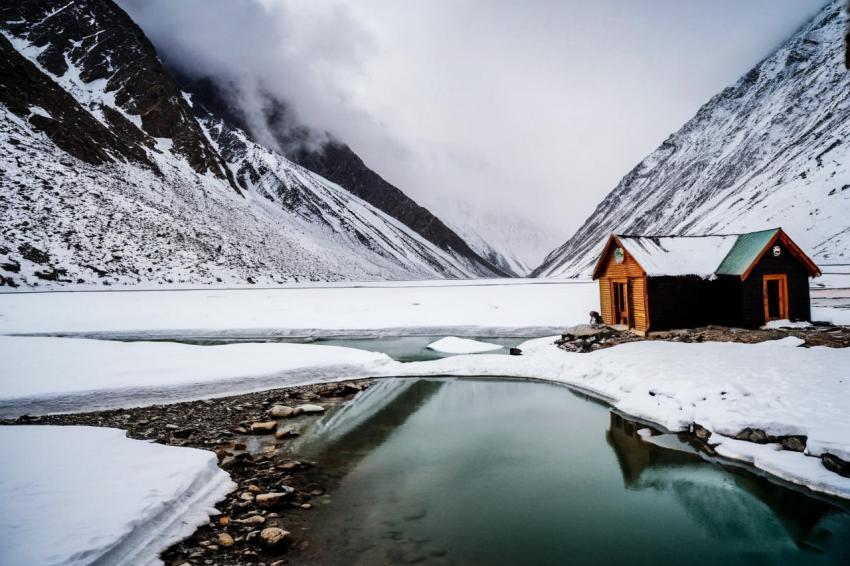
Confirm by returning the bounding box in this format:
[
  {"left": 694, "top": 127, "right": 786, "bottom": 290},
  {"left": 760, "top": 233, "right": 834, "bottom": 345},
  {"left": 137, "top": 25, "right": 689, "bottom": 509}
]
[
  {"left": 27, "top": 105, "right": 52, "bottom": 119},
  {"left": 427, "top": 336, "right": 504, "bottom": 354},
  {"left": 762, "top": 319, "right": 812, "bottom": 329},
  {"left": 0, "top": 426, "right": 234, "bottom": 566}
]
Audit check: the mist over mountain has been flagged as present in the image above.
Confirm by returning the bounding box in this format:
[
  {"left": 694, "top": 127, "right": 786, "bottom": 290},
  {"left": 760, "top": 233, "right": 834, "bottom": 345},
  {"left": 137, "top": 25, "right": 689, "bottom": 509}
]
[{"left": 0, "top": 0, "right": 503, "bottom": 288}]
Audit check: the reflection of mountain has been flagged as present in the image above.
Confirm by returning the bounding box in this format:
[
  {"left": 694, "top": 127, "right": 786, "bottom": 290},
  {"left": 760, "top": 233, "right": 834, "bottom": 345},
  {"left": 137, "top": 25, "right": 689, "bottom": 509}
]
[
  {"left": 296, "top": 379, "right": 443, "bottom": 475},
  {"left": 606, "top": 413, "right": 842, "bottom": 552}
]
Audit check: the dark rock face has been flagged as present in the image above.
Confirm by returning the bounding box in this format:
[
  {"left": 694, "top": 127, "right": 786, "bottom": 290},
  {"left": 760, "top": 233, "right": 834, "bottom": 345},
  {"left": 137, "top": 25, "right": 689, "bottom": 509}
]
[
  {"left": 0, "top": 0, "right": 235, "bottom": 188},
  {"left": 1, "top": 0, "right": 506, "bottom": 282},
  {"left": 0, "top": 34, "right": 152, "bottom": 168},
  {"left": 290, "top": 142, "right": 505, "bottom": 275}
]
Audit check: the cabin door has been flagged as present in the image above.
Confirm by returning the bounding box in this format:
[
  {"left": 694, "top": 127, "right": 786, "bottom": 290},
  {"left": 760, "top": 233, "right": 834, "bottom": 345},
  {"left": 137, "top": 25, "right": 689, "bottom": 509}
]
[
  {"left": 763, "top": 274, "right": 788, "bottom": 322},
  {"left": 611, "top": 280, "right": 631, "bottom": 327}
]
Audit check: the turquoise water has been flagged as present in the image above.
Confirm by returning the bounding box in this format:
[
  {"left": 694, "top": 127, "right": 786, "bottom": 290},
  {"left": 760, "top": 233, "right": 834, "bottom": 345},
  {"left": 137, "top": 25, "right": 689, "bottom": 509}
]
[{"left": 295, "top": 378, "right": 850, "bottom": 566}]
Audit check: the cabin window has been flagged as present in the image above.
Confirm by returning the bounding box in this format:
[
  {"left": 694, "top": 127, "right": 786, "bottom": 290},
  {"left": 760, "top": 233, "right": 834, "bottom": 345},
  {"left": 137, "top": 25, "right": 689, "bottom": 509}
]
[{"left": 763, "top": 274, "right": 788, "bottom": 321}]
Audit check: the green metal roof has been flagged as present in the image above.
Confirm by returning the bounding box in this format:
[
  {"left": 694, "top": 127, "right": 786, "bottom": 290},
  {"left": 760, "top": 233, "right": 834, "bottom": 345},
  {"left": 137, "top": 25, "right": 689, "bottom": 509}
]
[{"left": 715, "top": 228, "right": 779, "bottom": 276}]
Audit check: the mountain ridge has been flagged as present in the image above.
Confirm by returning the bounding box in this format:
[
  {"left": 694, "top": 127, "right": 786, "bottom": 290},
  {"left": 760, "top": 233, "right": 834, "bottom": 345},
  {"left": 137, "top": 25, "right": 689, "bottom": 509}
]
[
  {"left": 533, "top": 0, "right": 850, "bottom": 277},
  {"left": 0, "top": 0, "right": 502, "bottom": 288},
  {"left": 168, "top": 71, "right": 510, "bottom": 276}
]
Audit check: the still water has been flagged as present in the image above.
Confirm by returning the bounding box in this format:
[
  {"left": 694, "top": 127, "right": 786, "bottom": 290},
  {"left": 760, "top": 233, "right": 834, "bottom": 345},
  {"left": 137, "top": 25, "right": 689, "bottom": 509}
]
[
  {"left": 160, "top": 336, "right": 525, "bottom": 361},
  {"left": 293, "top": 378, "right": 850, "bottom": 566}
]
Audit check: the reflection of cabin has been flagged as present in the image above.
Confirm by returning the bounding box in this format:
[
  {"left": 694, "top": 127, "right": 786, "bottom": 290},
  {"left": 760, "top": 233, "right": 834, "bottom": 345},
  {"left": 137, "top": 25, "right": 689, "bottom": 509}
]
[{"left": 592, "top": 228, "right": 821, "bottom": 333}]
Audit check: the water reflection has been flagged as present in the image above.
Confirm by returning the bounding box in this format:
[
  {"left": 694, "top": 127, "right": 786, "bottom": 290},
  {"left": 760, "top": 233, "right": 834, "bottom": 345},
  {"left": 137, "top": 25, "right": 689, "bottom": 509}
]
[
  {"left": 296, "top": 379, "right": 445, "bottom": 469},
  {"left": 607, "top": 413, "right": 842, "bottom": 553},
  {"left": 292, "top": 378, "right": 850, "bottom": 565}
]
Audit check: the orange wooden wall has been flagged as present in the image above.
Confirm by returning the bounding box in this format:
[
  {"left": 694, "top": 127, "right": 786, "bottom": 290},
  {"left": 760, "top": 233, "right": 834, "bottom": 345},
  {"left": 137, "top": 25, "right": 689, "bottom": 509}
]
[{"left": 596, "top": 244, "right": 649, "bottom": 332}]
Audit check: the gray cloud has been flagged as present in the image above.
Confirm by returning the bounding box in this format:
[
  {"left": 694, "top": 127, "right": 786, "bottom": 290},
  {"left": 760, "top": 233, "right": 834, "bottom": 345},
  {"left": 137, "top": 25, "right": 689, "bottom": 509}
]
[{"left": 119, "top": 0, "right": 830, "bottom": 265}]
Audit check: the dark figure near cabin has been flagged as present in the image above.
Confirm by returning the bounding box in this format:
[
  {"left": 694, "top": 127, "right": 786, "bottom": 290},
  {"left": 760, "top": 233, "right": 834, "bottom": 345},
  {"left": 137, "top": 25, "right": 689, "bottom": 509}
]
[{"left": 589, "top": 311, "right": 603, "bottom": 325}]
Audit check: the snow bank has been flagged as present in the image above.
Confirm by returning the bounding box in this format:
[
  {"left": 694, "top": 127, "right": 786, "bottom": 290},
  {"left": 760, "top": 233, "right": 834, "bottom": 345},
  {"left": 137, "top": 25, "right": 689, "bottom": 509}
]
[
  {"left": 0, "top": 426, "right": 234, "bottom": 566},
  {"left": 762, "top": 319, "right": 812, "bottom": 329},
  {"left": 812, "top": 305, "right": 850, "bottom": 326},
  {"left": 0, "top": 337, "right": 393, "bottom": 417},
  {"left": 426, "top": 336, "right": 503, "bottom": 354}
]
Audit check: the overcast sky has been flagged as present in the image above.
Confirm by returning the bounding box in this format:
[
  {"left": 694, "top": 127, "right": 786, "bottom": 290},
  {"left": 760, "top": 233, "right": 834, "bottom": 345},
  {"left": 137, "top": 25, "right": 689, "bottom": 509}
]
[{"left": 120, "top": 0, "right": 830, "bottom": 263}]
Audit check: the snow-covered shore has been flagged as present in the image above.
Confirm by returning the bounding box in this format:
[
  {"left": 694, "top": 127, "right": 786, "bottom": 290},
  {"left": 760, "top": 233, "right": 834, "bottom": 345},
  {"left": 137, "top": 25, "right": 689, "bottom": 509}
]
[
  {"left": 0, "top": 336, "right": 394, "bottom": 417},
  {"left": 0, "top": 426, "right": 234, "bottom": 566},
  {"left": 1, "top": 333, "right": 848, "bottom": 500},
  {"left": 395, "top": 336, "right": 850, "bottom": 499}
]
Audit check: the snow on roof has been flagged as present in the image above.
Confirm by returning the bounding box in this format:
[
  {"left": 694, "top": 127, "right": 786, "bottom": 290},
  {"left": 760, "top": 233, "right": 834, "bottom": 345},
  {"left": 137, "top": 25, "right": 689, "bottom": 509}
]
[{"left": 616, "top": 235, "right": 740, "bottom": 278}]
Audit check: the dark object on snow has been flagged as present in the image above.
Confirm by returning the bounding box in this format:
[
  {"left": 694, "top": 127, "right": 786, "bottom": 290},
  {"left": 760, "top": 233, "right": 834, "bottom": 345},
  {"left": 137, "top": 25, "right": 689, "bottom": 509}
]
[
  {"left": 509, "top": 347, "right": 522, "bottom": 356},
  {"left": 592, "top": 228, "right": 820, "bottom": 333},
  {"left": 589, "top": 310, "right": 603, "bottom": 325}
]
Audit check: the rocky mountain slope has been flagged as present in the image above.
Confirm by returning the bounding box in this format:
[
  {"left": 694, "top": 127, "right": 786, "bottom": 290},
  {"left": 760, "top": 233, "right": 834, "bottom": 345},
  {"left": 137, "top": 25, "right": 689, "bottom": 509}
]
[
  {"left": 0, "top": 0, "right": 501, "bottom": 288},
  {"left": 169, "top": 73, "right": 508, "bottom": 276},
  {"left": 534, "top": 0, "right": 850, "bottom": 278}
]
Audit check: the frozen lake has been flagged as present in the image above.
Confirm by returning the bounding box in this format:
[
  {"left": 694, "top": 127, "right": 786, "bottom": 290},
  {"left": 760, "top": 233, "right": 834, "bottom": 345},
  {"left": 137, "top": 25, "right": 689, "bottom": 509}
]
[{"left": 292, "top": 378, "right": 850, "bottom": 565}]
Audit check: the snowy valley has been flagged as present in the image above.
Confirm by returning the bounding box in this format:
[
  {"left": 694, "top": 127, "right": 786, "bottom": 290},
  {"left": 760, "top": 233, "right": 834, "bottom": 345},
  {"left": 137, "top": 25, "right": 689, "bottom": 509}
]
[
  {"left": 1, "top": 1, "right": 850, "bottom": 566},
  {"left": 0, "top": 1, "right": 503, "bottom": 289}
]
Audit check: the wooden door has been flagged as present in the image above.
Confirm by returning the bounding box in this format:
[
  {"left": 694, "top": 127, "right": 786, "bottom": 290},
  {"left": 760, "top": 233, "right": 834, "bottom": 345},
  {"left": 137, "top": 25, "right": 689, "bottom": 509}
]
[
  {"left": 612, "top": 280, "right": 630, "bottom": 326},
  {"left": 763, "top": 274, "right": 788, "bottom": 321}
]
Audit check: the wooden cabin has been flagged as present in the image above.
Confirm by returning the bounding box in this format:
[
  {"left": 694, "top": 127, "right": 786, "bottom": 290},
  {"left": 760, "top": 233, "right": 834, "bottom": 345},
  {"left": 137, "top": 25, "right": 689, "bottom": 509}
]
[{"left": 592, "top": 228, "right": 821, "bottom": 333}]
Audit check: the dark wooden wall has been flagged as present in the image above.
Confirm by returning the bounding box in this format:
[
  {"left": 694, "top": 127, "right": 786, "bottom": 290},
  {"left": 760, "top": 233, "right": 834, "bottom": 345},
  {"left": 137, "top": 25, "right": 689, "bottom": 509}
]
[
  {"left": 646, "top": 276, "right": 713, "bottom": 330},
  {"left": 644, "top": 240, "right": 812, "bottom": 331},
  {"left": 741, "top": 240, "right": 811, "bottom": 326}
]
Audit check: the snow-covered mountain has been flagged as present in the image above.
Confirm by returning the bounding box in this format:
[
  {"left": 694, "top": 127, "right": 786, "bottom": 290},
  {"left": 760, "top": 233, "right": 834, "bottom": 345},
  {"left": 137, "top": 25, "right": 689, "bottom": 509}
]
[
  {"left": 0, "top": 0, "right": 502, "bottom": 288},
  {"left": 162, "top": 70, "right": 509, "bottom": 278},
  {"left": 533, "top": 0, "right": 850, "bottom": 278}
]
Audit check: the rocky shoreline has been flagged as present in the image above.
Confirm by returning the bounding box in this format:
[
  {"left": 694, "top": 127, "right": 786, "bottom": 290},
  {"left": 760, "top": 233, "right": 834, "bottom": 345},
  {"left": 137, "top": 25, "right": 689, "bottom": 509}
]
[
  {"left": 555, "top": 322, "right": 850, "bottom": 352},
  {"left": 2, "top": 380, "right": 375, "bottom": 565}
]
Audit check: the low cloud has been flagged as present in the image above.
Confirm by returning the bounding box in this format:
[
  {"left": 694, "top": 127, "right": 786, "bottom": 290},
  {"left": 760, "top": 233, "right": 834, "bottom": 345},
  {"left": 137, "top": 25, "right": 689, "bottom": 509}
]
[{"left": 119, "top": 0, "right": 829, "bottom": 265}]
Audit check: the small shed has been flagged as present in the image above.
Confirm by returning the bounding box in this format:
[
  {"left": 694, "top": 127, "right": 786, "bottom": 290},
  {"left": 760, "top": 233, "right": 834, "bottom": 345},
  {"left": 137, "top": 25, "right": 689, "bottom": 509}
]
[{"left": 592, "top": 228, "right": 821, "bottom": 332}]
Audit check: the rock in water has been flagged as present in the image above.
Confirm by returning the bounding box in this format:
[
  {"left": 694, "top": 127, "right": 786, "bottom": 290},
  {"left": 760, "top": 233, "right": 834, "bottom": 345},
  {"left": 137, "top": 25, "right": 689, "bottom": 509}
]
[
  {"left": 269, "top": 405, "right": 295, "bottom": 418},
  {"left": 295, "top": 404, "right": 325, "bottom": 414},
  {"left": 275, "top": 426, "right": 299, "bottom": 439},
  {"left": 217, "top": 533, "right": 235, "bottom": 547},
  {"left": 259, "top": 527, "right": 290, "bottom": 548},
  {"left": 256, "top": 492, "right": 289, "bottom": 508},
  {"left": 249, "top": 421, "right": 277, "bottom": 434}
]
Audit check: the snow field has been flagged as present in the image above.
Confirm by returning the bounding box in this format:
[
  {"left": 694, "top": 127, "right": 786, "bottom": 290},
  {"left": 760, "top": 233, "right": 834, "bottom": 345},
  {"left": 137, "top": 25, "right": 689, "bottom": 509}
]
[{"left": 0, "top": 426, "right": 234, "bottom": 566}]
